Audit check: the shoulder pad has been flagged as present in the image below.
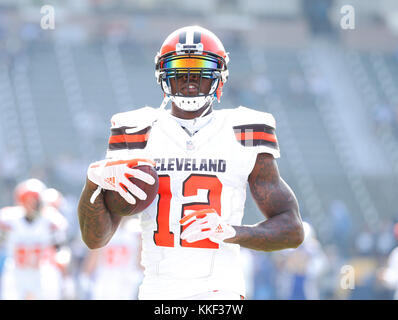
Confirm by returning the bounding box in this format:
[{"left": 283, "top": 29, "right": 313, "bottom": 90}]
[
  {"left": 110, "top": 106, "right": 158, "bottom": 129},
  {"left": 108, "top": 106, "right": 158, "bottom": 152},
  {"left": 229, "top": 106, "right": 276, "bottom": 128},
  {"left": 0, "top": 206, "right": 24, "bottom": 220},
  {"left": 0, "top": 206, "right": 24, "bottom": 230},
  {"left": 229, "top": 106, "right": 280, "bottom": 157}
]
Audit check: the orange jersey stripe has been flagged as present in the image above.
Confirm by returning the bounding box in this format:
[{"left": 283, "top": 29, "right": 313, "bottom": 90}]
[
  {"left": 235, "top": 131, "right": 277, "bottom": 143},
  {"left": 109, "top": 134, "right": 149, "bottom": 144}
]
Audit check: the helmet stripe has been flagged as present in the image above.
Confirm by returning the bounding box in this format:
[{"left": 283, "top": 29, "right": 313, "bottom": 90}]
[
  {"left": 179, "top": 31, "right": 187, "bottom": 44},
  {"left": 193, "top": 31, "right": 201, "bottom": 44}
]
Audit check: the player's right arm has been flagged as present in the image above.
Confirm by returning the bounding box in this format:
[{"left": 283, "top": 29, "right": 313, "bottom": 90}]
[
  {"left": 78, "top": 109, "right": 157, "bottom": 249},
  {"left": 78, "top": 178, "right": 123, "bottom": 250}
]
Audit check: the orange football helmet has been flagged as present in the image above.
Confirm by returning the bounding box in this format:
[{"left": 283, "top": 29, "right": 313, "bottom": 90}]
[
  {"left": 14, "top": 178, "right": 46, "bottom": 210},
  {"left": 155, "top": 25, "right": 229, "bottom": 112}
]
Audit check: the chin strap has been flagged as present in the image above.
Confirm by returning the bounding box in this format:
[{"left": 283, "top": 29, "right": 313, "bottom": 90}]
[
  {"left": 196, "top": 102, "right": 212, "bottom": 120},
  {"left": 159, "top": 96, "right": 171, "bottom": 110}
]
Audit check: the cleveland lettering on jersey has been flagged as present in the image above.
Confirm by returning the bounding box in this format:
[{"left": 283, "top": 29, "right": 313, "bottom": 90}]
[{"left": 154, "top": 158, "right": 226, "bottom": 173}]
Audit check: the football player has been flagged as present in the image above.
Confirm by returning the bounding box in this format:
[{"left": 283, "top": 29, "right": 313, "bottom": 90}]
[
  {"left": 78, "top": 26, "right": 304, "bottom": 300},
  {"left": 0, "top": 179, "right": 68, "bottom": 299},
  {"left": 378, "top": 223, "right": 398, "bottom": 299}
]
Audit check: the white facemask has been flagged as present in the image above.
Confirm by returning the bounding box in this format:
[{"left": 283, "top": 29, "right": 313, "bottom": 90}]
[{"left": 160, "top": 76, "right": 220, "bottom": 112}]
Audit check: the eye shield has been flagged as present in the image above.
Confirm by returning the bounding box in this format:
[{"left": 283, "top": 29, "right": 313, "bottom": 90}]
[{"left": 159, "top": 54, "right": 223, "bottom": 79}]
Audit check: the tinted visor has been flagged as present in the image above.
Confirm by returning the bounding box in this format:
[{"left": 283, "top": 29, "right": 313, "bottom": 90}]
[{"left": 160, "top": 54, "right": 222, "bottom": 79}]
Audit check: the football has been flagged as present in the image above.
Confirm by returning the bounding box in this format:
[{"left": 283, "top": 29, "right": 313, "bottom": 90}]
[{"left": 103, "top": 165, "right": 159, "bottom": 216}]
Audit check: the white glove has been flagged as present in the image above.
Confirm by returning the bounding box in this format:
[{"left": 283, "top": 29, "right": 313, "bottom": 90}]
[
  {"left": 87, "top": 158, "right": 156, "bottom": 205},
  {"left": 179, "top": 208, "right": 236, "bottom": 244}
]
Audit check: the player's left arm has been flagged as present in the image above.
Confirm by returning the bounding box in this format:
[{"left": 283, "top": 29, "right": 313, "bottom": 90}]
[{"left": 225, "top": 152, "right": 304, "bottom": 251}]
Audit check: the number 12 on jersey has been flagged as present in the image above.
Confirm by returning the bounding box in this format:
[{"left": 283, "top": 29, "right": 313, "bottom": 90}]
[{"left": 154, "top": 174, "right": 222, "bottom": 249}]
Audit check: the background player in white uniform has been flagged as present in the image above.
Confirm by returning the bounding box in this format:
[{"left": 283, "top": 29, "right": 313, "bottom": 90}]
[
  {"left": 0, "top": 179, "right": 68, "bottom": 299},
  {"left": 273, "top": 221, "right": 328, "bottom": 299},
  {"left": 78, "top": 26, "right": 304, "bottom": 300},
  {"left": 81, "top": 217, "right": 143, "bottom": 300},
  {"left": 41, "top": 187, "right": 75, "bottom": 299},
  {"left": 379, "top": 223, "right": 398, "bottom": 299}
]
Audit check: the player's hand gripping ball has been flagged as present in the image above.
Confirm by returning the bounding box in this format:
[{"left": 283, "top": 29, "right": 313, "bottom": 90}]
[
  {"left": 104, "top": 164, "right": 159, "bottom": 216},
  {"left": 88, "top": 158, "right": 159, "bottom": 216}
]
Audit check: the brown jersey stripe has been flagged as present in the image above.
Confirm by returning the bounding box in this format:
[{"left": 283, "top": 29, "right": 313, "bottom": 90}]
[
  {"left": 251, "top": 139, "right": 278, "bottom": 148},
  {"left": 233, "top": 123, "right": 275, "bottom": 135}
]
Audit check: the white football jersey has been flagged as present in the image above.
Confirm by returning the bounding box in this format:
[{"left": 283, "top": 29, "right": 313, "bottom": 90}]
[
  {"left": 384, "top": 247, "right": 398, "bottom": 299},
  {"left": 0, "top": 205, "right": 68, "bottom": 299},
  {"left": 106, "top": 106, "right": 280, "bottom": 299}
]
